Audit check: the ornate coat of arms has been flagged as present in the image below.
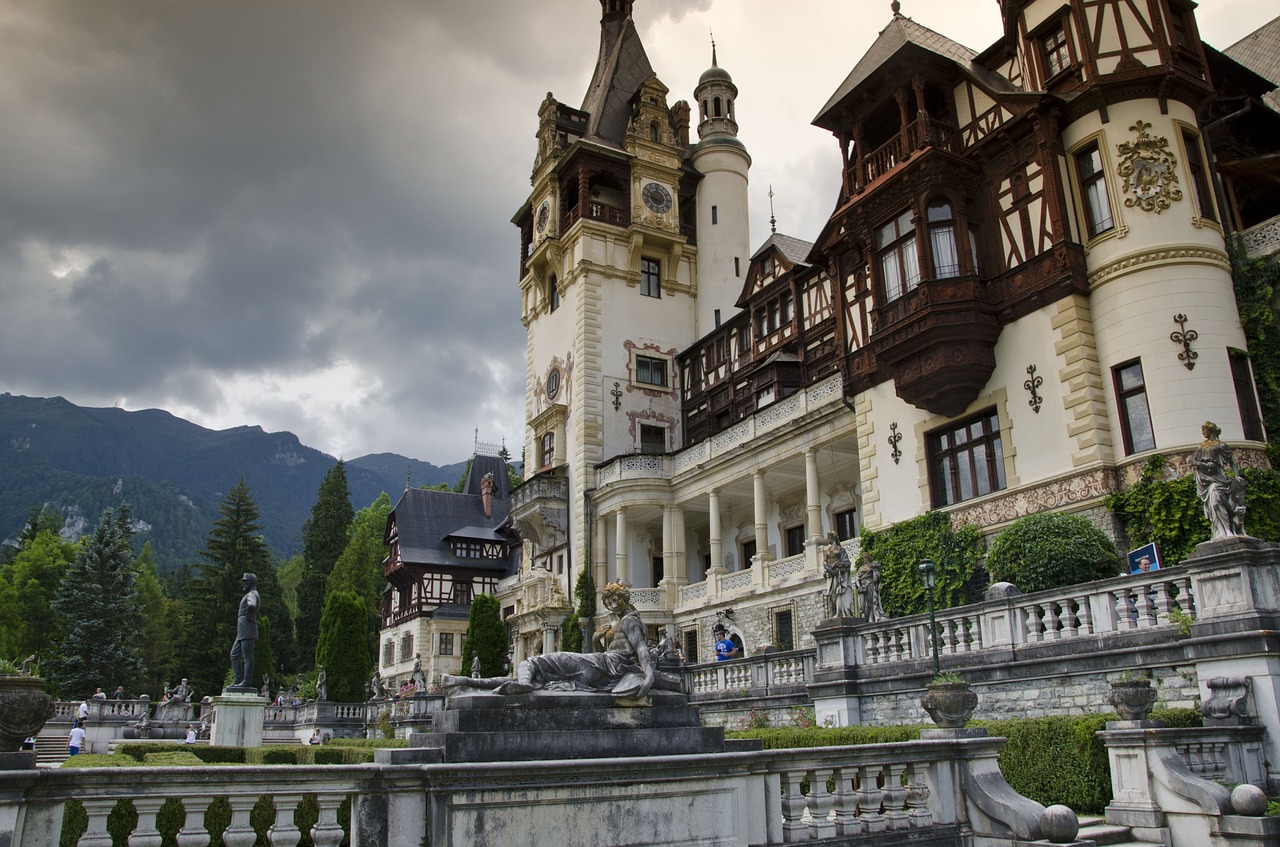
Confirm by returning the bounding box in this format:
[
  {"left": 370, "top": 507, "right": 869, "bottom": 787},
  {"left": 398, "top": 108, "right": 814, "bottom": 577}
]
[{"left": 1116, "top": 120, "right": 1182, "bottom": 213}]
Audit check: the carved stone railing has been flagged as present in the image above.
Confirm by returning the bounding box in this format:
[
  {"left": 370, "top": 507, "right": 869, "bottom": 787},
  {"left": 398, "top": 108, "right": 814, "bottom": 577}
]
[
  {"left": 1239, "top": 214, "right": 1280, "bottom": 259},
  {"left": 688, "top": 649, "right": 816, "bottom": 695},
  {"left": 594, "top": 453, "right": 671, "bottom": 486},
  {"left": 1, "top": 732, "right": 1074, "bottom": 847}
]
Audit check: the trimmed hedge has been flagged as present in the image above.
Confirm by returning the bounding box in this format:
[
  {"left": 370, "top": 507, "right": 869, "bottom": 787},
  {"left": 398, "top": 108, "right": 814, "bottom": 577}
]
[
  {"left": 729, "top": 724, "right": 927, "bottom": 748},
  {"left": 325, "top": 737, "right": 409, "bottom": 748},
  {"left": 114, "top": 743, "right": 246, "bottom": 764},
  {"left": 61, "top": 754, "right": 140, "bottom": 768}
]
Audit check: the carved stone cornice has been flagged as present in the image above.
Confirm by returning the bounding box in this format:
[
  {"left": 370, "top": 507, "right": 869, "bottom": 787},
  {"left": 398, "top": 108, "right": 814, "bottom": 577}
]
[{"left": 1087, "top": 245, "right": 1229, "bottom": 290}]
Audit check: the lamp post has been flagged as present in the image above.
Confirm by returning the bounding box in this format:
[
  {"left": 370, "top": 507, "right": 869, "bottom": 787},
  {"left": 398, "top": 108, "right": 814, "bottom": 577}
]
[{"left": 918, "top": 559, "right": 940, "bottom": 677}]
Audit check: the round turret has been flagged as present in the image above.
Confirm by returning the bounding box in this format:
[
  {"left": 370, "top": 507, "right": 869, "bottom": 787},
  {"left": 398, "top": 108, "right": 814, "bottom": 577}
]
[{"left": 694, "top": 44, "right": 739, "bottom": 141}]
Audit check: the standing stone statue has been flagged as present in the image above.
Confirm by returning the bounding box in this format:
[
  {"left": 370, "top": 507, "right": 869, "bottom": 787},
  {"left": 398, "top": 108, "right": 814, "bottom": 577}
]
[
  {"left": 470, "top": 654, "right": 482, "bottom": 678},
  {"left": 315, "top": 665, "right": 327, "bottom": 702},
  {"left": 822, "top": 531, "right": 856, "bottom": 618},
  {"left": 853, "top": 558, "right": 887, "bottom": 623},
  {"left": 228, "top": 573, "right": 260, "bottom": 690},
  {"left": 441, "top": 583, "right": 680, "bottom": 704},
  {"left": 369, "top": 669, "right": 383, "bottom": 701},
  {"left": 411, "top": 654, "right": 428, "bottom": 691},
  {"left": 1192, "top": 421, "right": 1248, "bottom": 540},
  {"left": 19, "top": 655, "right": 35, "bottom": 676},
  {"left": 260, "top": 675, "right": 271, "bottom": 699}
]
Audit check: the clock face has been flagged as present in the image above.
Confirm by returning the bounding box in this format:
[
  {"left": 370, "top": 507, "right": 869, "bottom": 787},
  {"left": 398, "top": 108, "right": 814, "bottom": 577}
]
[
  {"left": 535, "top": 200, "right": 550, "bottom": 233},
  {"left": 642, "top": 182, "right": 672, "bottom": 213}
]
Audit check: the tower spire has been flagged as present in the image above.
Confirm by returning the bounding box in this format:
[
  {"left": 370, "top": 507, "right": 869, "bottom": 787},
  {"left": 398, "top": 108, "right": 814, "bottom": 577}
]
[{"left": 768, "top": 186, "right": 777, "bottom": 234}]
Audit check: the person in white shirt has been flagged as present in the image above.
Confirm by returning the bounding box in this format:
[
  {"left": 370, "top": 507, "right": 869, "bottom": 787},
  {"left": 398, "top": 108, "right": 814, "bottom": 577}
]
[
  {"left": 68, "top": 722, "right": 86, "bottom": 756},
  {"left": 77, "top": 701, "right": 89, "bottom": 720},
  {"left": 184, "top": 725, "right": 197, "bottom": 744}
]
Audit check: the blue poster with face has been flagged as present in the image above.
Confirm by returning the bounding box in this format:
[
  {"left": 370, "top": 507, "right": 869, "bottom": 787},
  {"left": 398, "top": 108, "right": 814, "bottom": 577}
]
[{"left": 1127, "top": 542, "right": 1161, "bottom": 574}]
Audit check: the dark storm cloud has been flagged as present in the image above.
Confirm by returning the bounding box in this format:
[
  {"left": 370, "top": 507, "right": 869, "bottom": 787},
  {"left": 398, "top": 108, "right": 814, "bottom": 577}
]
[{"left": 0, "top": 0, "right": 587, "bottom": 459}]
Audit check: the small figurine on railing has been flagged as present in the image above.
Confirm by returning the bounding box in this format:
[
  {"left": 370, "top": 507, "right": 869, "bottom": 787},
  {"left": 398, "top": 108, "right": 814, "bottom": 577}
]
[
  {"left": 822, "top": 531, "right": 856, "bottom": 619},
  {"left": 315, "top": 665, "right": 328, "bottom": 702},
  {"left": 412, "top": 654, "right": 428, "bottom": 691},
  {"left": 368, "top": 669, "right": 383, "bottom": 701},
  {"left": 1192, "top": 421, "right": 1248, "bottom": 541}
]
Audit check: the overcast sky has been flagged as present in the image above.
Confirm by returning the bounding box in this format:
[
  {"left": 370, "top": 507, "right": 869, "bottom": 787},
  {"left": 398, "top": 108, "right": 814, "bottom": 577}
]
[{"left": 1, "top": 1, "right": 1273, "bottom": 466}]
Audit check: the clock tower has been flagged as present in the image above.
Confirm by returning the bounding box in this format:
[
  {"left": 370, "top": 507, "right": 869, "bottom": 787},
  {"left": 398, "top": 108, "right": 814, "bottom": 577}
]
[{"left": 508, "top": 1, "right": 750, "bottom": 651}]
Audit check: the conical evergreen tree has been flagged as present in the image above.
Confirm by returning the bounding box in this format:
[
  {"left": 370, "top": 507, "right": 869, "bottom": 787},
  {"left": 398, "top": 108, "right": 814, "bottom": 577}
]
[
  {"left": 461, "top": 593, "right": 507, "bottom": 678},
  {"left": 182, "top": 480, "right": 273, "bottom": 698},
  {"left": 296, "top": 461, "right": 353, "bottom": 666},
  {"left": 47, "top": 506, "right": 144, "bottom": 698},
  {"left": 314, "top": 589, "right": 370, "bottom": 702}
]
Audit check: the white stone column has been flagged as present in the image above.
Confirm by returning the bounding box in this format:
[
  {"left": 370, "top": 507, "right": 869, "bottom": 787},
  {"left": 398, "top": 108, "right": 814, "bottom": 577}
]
[
  {"left": 753, "top": 470, "right": 769, "bottom": 564},
  {"left": 593, "top": 513, "right": 609, "bottom": 594},
  {"left": 805, "top": 448, "right": 822, "bottom": 539},
  {"left": 672, "top": 506, "right": 687, "bottom": 584},
  {"left": 708, "top": 489, "right": 725, "bottom": 575},
  {"left": 614, "top": 508, "right": 629, "bottom": 585},
  {"left": 661, "top": 505, "right": 675, "bottom": 584}
]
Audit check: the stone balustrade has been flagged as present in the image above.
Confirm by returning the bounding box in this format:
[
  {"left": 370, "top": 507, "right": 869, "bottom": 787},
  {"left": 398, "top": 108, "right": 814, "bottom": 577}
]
[
  {"left": 688, "top": 650, "right": 815, "bottom": 696},
  {"left": 0, "top": 732, "right": 1057, "bottom": 847}
]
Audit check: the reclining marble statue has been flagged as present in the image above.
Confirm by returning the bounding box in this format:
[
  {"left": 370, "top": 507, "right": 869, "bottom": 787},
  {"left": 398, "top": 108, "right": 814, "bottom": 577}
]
[{"left": 441, "top": 582, "right": 681, "bottom": 704}]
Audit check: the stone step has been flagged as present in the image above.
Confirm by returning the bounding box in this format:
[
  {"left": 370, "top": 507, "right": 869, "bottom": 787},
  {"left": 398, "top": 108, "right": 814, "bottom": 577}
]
[
  {"left": 1078, "top": 815, "right": 1163, "bottom": 847},
  {"left": 35, "top": 735, "right": 69, "bottom": 765}
]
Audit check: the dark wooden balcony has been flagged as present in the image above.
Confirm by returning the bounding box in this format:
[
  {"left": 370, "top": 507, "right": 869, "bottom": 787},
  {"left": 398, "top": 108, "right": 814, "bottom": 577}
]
[{"left": 858, "top": 115, "right": 958, "bottom": 192}]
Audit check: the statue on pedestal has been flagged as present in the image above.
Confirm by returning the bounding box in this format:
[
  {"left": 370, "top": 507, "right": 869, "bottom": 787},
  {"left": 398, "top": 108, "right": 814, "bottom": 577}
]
[
  {"left": 315, "top": 665, "right": 327, "bottom": 702},
  {"left": 853, "top": 558, "right": 887, "bottom": 623},
  {"left": 228, "top": 573, "right": 260, "bottom": 690},
  {"left": 1192, "top": 421, "right": 1248, "bottom": 540},
  {"left": 411, "top": 654, "right": 428, "bottom": 691},
  {"left": 822, "top": 532, "right": 855, "bottom": 618}
]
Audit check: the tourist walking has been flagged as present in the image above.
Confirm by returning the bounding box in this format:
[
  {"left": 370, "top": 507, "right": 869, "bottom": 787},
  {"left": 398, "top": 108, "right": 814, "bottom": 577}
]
[{"left": 68, "top": 721, "right": 86, "bottom": 756}]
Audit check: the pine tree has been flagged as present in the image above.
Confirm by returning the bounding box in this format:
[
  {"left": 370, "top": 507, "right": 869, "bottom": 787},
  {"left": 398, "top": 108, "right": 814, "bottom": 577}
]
[
  {"left": 461, "top": 593, "right": 507, "bottom": 677},
  {"left": 296, "top": 461, "right": 353, "bottom": 666},
  {"left": 560, "top": 566, "right": 597, "bottom": 652},
  {"left": 134, "top": 543, "right": 180, "bottom": 697},
  {"left": 46, "top": 506, "right": 144, "bottom": 698},
  {"left": 314, "top": 589, "right": 370, "bottom": 702},
  {"left": 182, "top": 480, "right": 273, "bottom": 698}
]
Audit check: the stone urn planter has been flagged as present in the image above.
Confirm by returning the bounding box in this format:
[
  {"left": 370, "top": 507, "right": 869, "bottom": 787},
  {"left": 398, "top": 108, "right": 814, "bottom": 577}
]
[
  {"left": 1108, "top": 677, "right": 1157, "bottom": 721},
  {"left": 921, "top": 678, "right": 978, "bottom": 729},
  {"left": 0, "top": 675, "right": 56, "bottom": 753}
]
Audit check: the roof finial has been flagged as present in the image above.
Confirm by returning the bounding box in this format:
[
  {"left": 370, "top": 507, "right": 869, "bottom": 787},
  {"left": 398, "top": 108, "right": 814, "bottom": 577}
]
[
  {"left": 405, "top": 463, "right": 411, "bottom": 491},
  {"left": 710, "top": 29, "right": 718, "bottom": 67},
  {"left": 768, "top": 185, "right": 777, "bottom": 234},
  {"left": 890, "top": 0, "right": 901, "bottom": 15}
]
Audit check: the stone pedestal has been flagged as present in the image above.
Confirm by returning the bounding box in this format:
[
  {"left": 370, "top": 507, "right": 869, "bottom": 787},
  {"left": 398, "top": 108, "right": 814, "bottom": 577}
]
[
  {"left": 211, "top": 692, "right": 267, "bottom": 747},
  {"left": 404, "top": 690, "right": 727, "bottom": 763},
  {"left": 807, "top": 617, "right": 865, "bottom": 727}
]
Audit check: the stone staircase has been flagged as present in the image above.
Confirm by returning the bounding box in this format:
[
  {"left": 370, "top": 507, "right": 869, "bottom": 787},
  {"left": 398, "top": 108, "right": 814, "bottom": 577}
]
[
  {"left": 1078, "top": 815, "right": 1165, "bottom": 847},
  {"left": 35, "top": 735, "right": 68, "bottom": 766}
]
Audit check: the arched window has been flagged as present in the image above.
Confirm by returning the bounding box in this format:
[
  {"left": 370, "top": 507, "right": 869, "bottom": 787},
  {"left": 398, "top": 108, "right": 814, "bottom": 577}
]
[
  {"left": 649, "top": 121, "right": 659, "bottom": 142},
  {"left": 728, "top": 98, "right": 734, "bottom": 119},
  {"left": 927, "top": 200, "right": 959, "bottom": 278},
  {"left": 714, "top": 96, "right": 722, "bottom": 117},
  {"left": 701, "top": 99, "right": 708, "bottom": 119}
]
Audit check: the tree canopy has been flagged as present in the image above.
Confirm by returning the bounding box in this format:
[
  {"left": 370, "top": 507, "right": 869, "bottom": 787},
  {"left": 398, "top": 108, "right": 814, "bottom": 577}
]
[
  {"left": 315, "top": 589, "right": 371, "bottom": 702},
  {"left": 461, "top": 593, "right": 507, "bottom": 677},
  {"left": 297, "top": 461, "right": 353, "bottom": 666}
]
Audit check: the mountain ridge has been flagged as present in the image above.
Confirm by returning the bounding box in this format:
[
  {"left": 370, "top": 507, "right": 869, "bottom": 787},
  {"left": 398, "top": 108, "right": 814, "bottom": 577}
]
[{"left": 0, "top": 393, "right": 466, "bottom": 571}]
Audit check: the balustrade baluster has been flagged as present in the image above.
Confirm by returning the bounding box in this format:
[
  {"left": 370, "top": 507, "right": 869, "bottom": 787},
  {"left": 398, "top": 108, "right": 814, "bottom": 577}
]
[
  {"left": 907, "top": 763, "right": 933, "bottom": 827},
  {"left": 808, "top": 768, "right": 835, "bottom": 839},
  {"left": 856, "top": 765, "right": 886, "bottom": 833},
  {"left": 1061, "top": 599, "right": 1079, "bottom": 638},
  {"left": 1076, "top": 598, "right": 1094, "bottom": 635},
  {"left": 267, "top": 795, "right": 303, "bottom": 847},
  {"left": 78, "top": 799, "right": 118, "bottom": 847},
  {"left": 779, "top": 771, "right": 808, "bottom": 842},
  {"left": 1153, "top": 582, "right": 1175, "bottom": 622},
  {"left": 1136, "top": 589, "right": 1156, "bottom": 628},
  {"left": 310, "top": 794, "right": 346, "bottom": 847},
  {"left": 882, "top": 763, "right": 910, "bottom": 830},
  {"left": 1114, "top": 591, "right": 1137, "bottom": 631},
  {"left": 866, "top": 632, "right": 881, "bottom": 664},
  {"left": 831, "top": 766, "right": 862, "bottom": 836},
  {"left": 222, "top": 797, "right": 258, "bottom": 847},
  {"left": 1025, "top": 604, "right": 1043, "bottom": 643},
  {"left": 1212, "top": 742, "right": 1228, "bottom": 781},
  {"left": 1045, "top": 603, "right": 1063, "bottom": 641},
  {"left": 175, "top": 797, "right": 213, "bottom": 847},
  {"left": 941, "top": 620, "right": 955, "bottom": 655},
  {"left": 129, "top": 798, "right": 166, "bottom": 847}
]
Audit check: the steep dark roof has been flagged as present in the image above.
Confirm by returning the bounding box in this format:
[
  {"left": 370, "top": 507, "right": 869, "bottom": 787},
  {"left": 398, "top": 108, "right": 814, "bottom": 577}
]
[
  {"left": 814, "top": 14, "right": 1014, "bottom": 130},
  {"left": 386, "top": 469, "right": 519, "bottom": 574},
  {"left": 579, "top": 12, "right": 655, "bottom": 145},
  {"left": 750, "top": 233, "right": 814, "bottom": 266},
  {"left": 461, "top": 453, "right": 513, "bottom": 498},
  {"left": 1223, "top": 16, "right": 1280, "bottom": 111}
]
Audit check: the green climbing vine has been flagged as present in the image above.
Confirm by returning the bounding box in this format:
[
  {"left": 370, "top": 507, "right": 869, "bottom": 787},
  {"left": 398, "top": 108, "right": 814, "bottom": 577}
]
[
  {"left": 1106, "top": 454, "right": 1280, "bottom": 565},
  {"left": 857, "top": 511, "right": 984, "bottom": 617}
]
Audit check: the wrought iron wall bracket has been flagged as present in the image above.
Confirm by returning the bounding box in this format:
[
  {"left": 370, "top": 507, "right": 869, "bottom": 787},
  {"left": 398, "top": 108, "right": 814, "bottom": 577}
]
[
  {"left": 1170, "top": 313, "right": 1198, "bottom": 371},
  {"left": 1024, "top": 364, "right": 1044, "bottom": 414},
  {"left": 888, "top": 421, "right": 903, "bottom": 465}
]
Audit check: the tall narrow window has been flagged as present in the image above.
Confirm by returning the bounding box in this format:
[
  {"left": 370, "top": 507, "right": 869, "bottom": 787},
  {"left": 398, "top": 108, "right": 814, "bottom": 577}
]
[
  {"left": 833, "top": 508, "right": 858, "bottom": 540},
  {"left": 1076, "top": 143, "right": 1115, "bottom": 238},
  {"left": 438, "top": 633, "right": 454, "bottom": 656},
  {"left": 639, "top": 423, "right": 666, "bottom": 454},
  {"left": 1181, "top": 129, "right": 1216, "bottom": 222},
  {"left": 712, "top": 205, "right": 718, "bottom": 224},
  {"left": 740, "top": 540, "right": 756, "bottom": 569},
  {"left": 876, "top": 209, "right": 920, "bottom": 302},
  {"left": 683, "top": 630, "right": 699, "bottom": 664},
  {"left": 1041, "top": 23, "right": 1071, "bottom": 79},
  {"left": 928, "top": 200, "right": 960, "bottom": 278},
  {"left": 928, "top": 409, "right": 1006, "bottom": 507},
  {"left": 641, "top": 258, "right": 661, "bottom": 298},
  {"left": 539, "top": 431, "right": 555, "bottom": 468},
  {"left": 784, "top": 525, "right": 805, "bottom": 557},
  {"left": 548, "top": 274, "right": 559, "bottom": 312},
  {"left": 734, "top": 256, "right": 740, "bottom": 277},
  {"left": 1229, "top": 349, "right": 1264, "bottom": 442},
  {"left": 774, "top": 609, "right": 795, "bottom": 651},
  {"left": 714, "top": 96, "right": 722, "bottom": 117},
  {"left": 1114, "top": 360, "right": 1156, "bottom": 455}
]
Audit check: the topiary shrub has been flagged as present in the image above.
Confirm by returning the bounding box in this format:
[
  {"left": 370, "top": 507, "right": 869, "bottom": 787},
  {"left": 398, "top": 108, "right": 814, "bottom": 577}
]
[{"left": 985, "top": 511, "right": 1123, "bottom": 593}]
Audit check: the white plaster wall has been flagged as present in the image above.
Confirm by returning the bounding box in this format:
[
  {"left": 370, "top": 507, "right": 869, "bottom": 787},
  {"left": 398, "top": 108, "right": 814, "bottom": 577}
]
[{"left": 862, "top": 382, "right": 931, "bottom": 525}]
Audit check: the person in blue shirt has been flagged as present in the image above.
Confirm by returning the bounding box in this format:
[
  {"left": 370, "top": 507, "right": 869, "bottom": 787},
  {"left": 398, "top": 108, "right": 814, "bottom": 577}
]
[{"left": 713, "top": 624, "right": 739, "bottom": 661}]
